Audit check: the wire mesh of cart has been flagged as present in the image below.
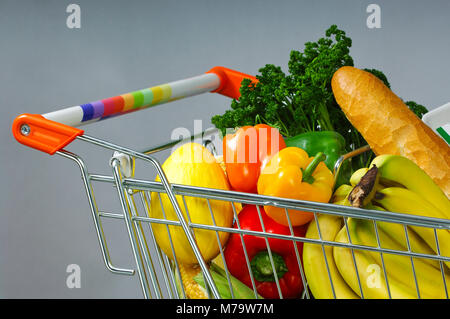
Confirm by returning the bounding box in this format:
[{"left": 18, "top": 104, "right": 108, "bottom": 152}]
[{"left": 12, "top": 66, "right": 450, "bottom": 299}]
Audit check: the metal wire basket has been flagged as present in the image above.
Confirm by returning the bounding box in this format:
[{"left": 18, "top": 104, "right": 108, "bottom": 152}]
[{"left": 12, "top": 66, "right": 450, "bottom": 299}]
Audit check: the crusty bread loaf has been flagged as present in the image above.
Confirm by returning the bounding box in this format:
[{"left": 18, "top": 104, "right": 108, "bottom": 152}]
[{"left": 331, "top": 66, "right": 450, "bottom": 197}]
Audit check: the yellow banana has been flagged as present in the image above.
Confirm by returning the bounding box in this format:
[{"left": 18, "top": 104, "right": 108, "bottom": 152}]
[
  {"left": 370, "top": 154, "right": 450, "bottom": 218},
  {"left": 333, "top": 223, "right": 416, "bottom": 299},
  {"left": 333, "top": 198, "right": 350, "bottom": 206},
  {"left": 350, "top": 167, "right": 389, "bottom": 190},
  {"left": 374, "top": 187, "right": 450, "bottom": 269},
  {"left": 345, "top": 166, "right": 386, "bottom": 209},
  {"left": 347, "top": 165, "right": 380, "bottom": 208},
  {"left": 303, "top": 214, "right": 359, "bottom": 299},
  {"left": 331, "top": 184, "right": 354, "bottom": 203},
  {"left": 351, "top": 217, "right": 450, "bottom": 299},
  {"left": 374, "top": 187, "right": 447, "bottom": 220},
  {"left": 329, "top": 156, "right": 450, "bottom": 298},
  {"left": 365, "top": 204, "right": 442, "bottom": 270},
  {"left": 333, "top": 167, "right": 382, "bottom": 206},
  {"left": 350, "top": 168, "right": 369, "bottom": 187}
]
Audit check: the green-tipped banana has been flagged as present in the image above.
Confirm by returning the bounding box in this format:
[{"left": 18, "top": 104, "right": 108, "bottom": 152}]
[
  {"left": 303, "top": 214, "right": 359, "bottom": 299},
  {"left": 333, "top": 224, "right": 416, "bottom": 299},
  {"left": 374, "top": 187, "right": 450, "bottom": 269},
  {"left": 370, "top": 154, "right": 450, "bottom": 218},
  {"left": 351, "top": 217, "right": 450, "bottom": 299}
]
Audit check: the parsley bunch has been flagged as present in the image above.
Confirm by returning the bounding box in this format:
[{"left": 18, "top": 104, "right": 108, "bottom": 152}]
[{"left": 211, "top": 25, "right": 427, "bottom": 155}]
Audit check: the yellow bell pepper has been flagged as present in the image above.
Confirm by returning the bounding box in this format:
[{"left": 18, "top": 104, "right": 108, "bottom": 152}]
[{"left": 257, "top": 147, "right": 334, "bottom": 226}]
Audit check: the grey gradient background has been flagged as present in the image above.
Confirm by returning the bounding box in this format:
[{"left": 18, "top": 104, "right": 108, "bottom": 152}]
[{"left": 1, "top": 0, "right": 449, "bottom": 298}]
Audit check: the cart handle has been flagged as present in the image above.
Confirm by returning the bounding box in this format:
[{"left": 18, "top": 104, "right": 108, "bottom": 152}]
[{"left": 12, "top": 66, "right": 258, "bottom": 155}]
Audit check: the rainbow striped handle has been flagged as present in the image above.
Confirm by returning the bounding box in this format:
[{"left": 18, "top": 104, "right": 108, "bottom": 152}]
[
  {"left": 12, "top": 66, "right": 257, "bottom": 154},
  {"left": 43, "top": 73, "right": 221, "bottom": 127}
]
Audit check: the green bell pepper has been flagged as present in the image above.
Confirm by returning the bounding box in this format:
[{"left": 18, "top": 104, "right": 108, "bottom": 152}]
[{"left": 284, "top": 131, "right": 351, "bottom": 188}]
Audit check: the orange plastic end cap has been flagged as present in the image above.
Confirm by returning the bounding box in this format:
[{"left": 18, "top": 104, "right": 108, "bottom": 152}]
[
  {"left": 206, "top": 66, "right": 258, "bottom": 100},
  {"left": 12, "top": 114, "right": 84, "bottom": 155}
]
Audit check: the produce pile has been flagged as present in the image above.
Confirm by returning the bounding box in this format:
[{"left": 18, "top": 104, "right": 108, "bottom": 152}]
[{"left": 148, "top": 26, "right": 450, "bottom": 299}]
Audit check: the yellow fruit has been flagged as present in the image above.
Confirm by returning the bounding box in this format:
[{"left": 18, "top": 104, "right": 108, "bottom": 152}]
[
  {"left": 371, "top": 154, "right": 450, "bottom": 218},
  {"left": 303, "top": 214, "right": 359, "bottom": 299},
  {"left": 331, "top": 184, "right": 353, "bottom": 203},
  {"left": 351, "top": 218, "right": 450, "bottom": 299},
  {"left": 150, "top": 143, "right": 234, "bottom": 264},
  {"left": 349, "top": 168, "right": 369, "bottom": 187},
  {"left": 215, "top": 155, "right": 227, "bottom": 173},
  {"left": 374, "top": 187, "right": 450, "bottom": 269},
  {"left": 333, "top": 223, "right": 416, "bottom": 299},
  {"left": 215, "top": 154, "right": 243, "bottom": 215}
]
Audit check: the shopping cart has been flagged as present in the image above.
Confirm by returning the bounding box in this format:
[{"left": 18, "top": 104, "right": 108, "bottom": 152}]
[{"left": 12, "top": 66, "right": 450, "bottom": 299}]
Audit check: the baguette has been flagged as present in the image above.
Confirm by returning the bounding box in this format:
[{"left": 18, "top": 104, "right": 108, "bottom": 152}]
[{"left": 331, "top": 66, "right": 450, "bottom": 198}]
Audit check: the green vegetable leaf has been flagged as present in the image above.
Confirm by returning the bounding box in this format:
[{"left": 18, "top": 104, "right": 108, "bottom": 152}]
[
  {"left": 194, "top": 263, "right": 263, "bottom": 299},
  {"left": 405, "top": 101, "right": 428, "bottom": 119},
  {"left": 211, "top": 25, "right": 356, "bottom": 146},
  {"left": 363, "top": 68, "right": 391, "bottom": 88}
]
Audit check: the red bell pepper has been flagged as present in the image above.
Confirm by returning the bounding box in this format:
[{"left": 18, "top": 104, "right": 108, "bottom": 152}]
[
  {"left": 223, "top": 124, "right": 286, "bottom": 193},
  {"left": 223, "top": 205, "right": 307, "bottom": 299}
]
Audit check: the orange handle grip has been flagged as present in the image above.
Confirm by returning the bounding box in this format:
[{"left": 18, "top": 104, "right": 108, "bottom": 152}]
[
  {"left": 12, "top": 114, "right": 84, "bottom": 155},
  {"left": 207, "top": 66, "right": 258, "bottom": 99}
]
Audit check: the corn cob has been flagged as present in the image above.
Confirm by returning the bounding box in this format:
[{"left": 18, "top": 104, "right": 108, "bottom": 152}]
[
  {"left": 176, "top": 261, "right": 263, "bottom": 299},
  {"left": 177, "top": 263, "right": 209, "bottom": 299}
]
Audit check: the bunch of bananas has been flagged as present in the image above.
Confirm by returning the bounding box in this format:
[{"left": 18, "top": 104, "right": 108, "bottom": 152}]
[{"left": 303, "top": 154, "right": 450, "bottom": 299}]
